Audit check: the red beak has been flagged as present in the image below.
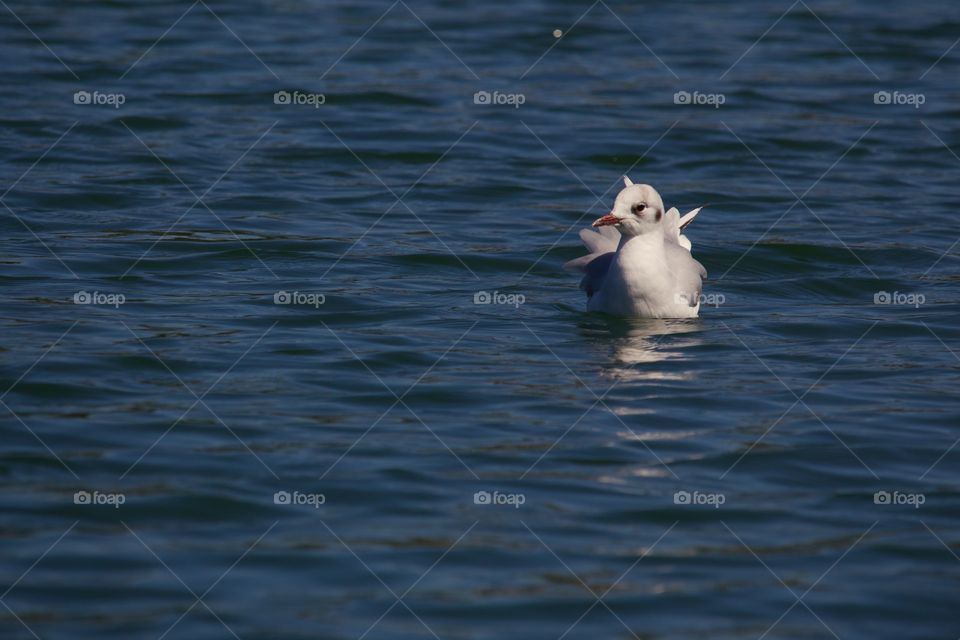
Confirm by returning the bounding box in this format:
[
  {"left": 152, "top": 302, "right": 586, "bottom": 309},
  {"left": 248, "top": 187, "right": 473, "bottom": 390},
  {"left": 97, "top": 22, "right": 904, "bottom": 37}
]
[{"left": 592, "top": 213, "right": 620, "bottom": 228}]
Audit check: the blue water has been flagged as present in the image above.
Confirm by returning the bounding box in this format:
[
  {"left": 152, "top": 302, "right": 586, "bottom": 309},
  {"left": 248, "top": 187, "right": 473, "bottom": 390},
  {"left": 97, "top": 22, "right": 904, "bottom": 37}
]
[{"left": 2, "top": 1, "right": 959, "bottom": 638}]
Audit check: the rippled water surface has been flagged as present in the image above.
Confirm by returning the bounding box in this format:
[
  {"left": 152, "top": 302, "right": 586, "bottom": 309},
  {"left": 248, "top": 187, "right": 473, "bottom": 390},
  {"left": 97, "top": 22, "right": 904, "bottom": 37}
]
[{"left": 2, "top": 1, "right": 960, "bottom": 638}]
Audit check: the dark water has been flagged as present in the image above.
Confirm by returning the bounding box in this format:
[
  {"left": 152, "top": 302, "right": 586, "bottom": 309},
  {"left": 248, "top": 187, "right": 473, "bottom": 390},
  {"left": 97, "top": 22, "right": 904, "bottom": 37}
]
[{"left": 2, "top": 1, "right": 959, "bottom": 638}]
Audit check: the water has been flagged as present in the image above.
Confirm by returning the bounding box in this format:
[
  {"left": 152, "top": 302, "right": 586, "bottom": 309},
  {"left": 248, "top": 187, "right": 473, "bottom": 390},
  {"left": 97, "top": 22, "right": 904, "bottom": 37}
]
[{"left": 2, "top": 1, "right": 959, "bottom": 638}]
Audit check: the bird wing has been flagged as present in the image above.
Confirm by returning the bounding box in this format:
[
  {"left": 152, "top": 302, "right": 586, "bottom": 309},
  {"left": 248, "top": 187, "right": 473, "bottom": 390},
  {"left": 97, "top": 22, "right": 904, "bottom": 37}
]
[
  {"left": 679, "top": 207, "right": 702, "bottom": 230},
  {"left": 663, "top": 207, "right": 702, "bottom": 251},
  {"left": 665, "top": 241, "right": 707, "bottom": 307},
  {"left": 564, "top": 227, "right": 620, "bottom": 298}
]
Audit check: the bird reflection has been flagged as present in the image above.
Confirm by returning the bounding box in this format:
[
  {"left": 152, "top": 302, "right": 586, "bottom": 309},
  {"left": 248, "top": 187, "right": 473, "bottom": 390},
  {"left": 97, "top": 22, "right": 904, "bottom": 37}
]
[
  {"left": 577, "top": 315, "right": 704, "bottom": 384},
  {"left": 571, "top": 316, "right": 705, "bottom": 482}
]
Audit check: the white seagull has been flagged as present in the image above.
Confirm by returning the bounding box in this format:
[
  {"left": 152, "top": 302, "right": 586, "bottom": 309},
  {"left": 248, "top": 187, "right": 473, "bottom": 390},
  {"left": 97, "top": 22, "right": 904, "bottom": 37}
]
[{"left": 565, "top": 177, "right": 707, "bottom": 318}]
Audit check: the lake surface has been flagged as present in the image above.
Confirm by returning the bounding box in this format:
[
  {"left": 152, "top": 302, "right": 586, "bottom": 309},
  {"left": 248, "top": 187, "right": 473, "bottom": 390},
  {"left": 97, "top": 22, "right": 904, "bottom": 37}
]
[{"left": 1, "top": 1, "right": 959, "bottom": 638}]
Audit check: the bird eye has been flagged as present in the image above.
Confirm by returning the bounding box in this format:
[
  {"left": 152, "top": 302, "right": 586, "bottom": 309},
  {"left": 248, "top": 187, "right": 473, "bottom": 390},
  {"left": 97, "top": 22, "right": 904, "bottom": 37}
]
[{"left": 631, "top": 203, "right": 646, "bottom": 214}]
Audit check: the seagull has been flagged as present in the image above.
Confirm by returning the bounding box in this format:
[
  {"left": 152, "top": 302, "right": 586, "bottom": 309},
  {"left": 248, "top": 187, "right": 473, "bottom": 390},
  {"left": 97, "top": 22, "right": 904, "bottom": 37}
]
[{"left": 564, "top": 177, "right": 707, "bottom": 318}]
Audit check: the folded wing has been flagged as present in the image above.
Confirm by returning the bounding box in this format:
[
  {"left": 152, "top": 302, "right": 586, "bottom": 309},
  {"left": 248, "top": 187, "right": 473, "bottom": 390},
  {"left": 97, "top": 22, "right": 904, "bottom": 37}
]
[
  {"left": 563, "top": 226, "right": 620, "bottom": 298},
  {"left": 665, "top": 242, "right": 707, "bottom": 307}
]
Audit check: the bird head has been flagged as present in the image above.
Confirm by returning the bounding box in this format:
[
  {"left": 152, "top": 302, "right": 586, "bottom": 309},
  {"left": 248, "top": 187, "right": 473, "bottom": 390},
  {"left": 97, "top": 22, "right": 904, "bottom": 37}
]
[{"left": 592, "top": 177, "right": 665, "bottom": 237}]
